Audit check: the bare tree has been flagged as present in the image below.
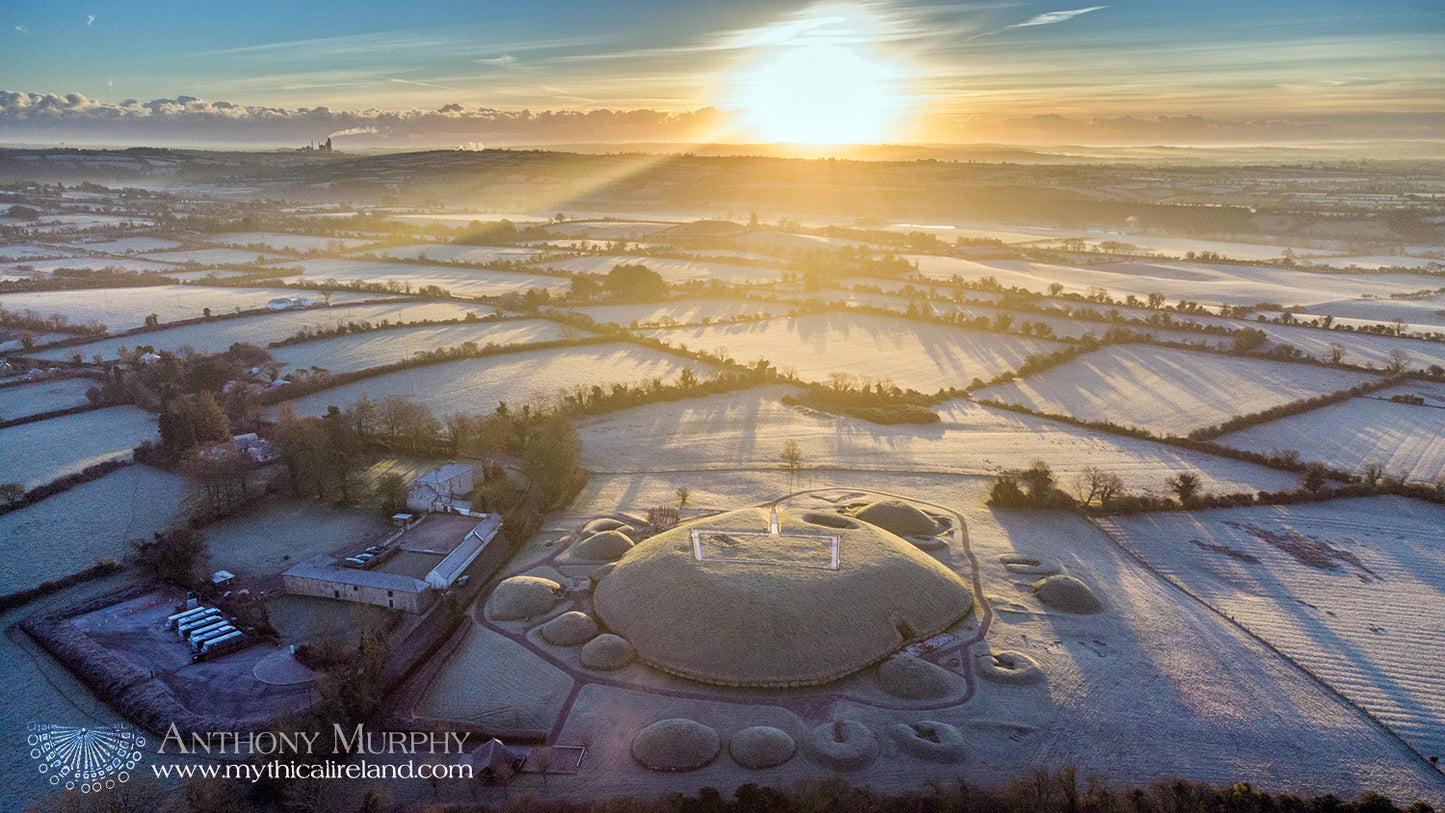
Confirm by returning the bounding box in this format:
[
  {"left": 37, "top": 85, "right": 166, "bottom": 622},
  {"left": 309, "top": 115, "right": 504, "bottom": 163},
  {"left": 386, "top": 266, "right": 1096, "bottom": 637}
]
[
  {"left": 1074, "top": 467, "right": 1124, "bottom": 508},
  {"left": 1386, "top": 348, "right": 1410, "bottom": 374},
  {"left": 1327, "top": 343, "right": 1347, "bottom": 365},
  {"left": 780, "top": 439, "right": 804, "bottom": 494},
  {"left": 675, "top": 485, "right": 691, "bottom": 512}
]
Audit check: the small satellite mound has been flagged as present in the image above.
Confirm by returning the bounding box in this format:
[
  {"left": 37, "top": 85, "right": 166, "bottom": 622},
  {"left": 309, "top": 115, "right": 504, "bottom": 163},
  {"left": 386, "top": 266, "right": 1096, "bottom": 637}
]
[
  {"left": 1032, "top": 575, "right": 1103, "bottom": 614},
  {"left": 486, "top": 576, "right": 563, "bottom": 621},
  {"left": 631, "top": 719, "right": 720, "bottom": 771}
]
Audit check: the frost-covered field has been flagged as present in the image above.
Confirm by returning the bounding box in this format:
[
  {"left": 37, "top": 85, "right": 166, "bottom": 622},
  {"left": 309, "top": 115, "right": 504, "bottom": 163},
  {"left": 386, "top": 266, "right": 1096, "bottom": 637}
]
[
  {"left": 201, "top": 500, "right": 390, "bottom": 577},
  {"left": 643, "top": 312, "right": 1063, "bottom": 390},
  {"left": 545, "top": 220, "right": 672, "bottom": 239},
  {"left": 1217, "top": 382, "right": 1445, "bottom": 483},
  {"left": 0, "top": 245, "right": 77, "bottom": 261},
  {"left": 567, "top": 298, "right": 781, "bottom": 326},
  {"left": 1299, "top": 295, "right": 1445, "bottom": 334},
  {"left": 2, "top": 257, "right": 180, "bottom": 274},
  {"left": 0, "top": 285, "right": 382, "bottom": 331},
  {"left": 0, "top": 406, "right": 157, "bottom": 489},
  {"left": 291, "top": 258, "right": 570, "bottom": 296},
  {"left": 975, "top": 345, "right": 1377, "bottom": 435},
  {"left": 1106, "top": 498, "right": 1445, "bottom": 767},
  {"left": 911, "top": 255, "right": 1445, "bottom": 310},
  {"left": 368, "top": 243, "right": 551, "bottom": 263},
  {"left": 273, "top": 343, "right": 713, "bottom": 418},
  {"left": 208, "top": 232, "right": 374, "bottom": 252},
  {"left": 577, "top": 386, "right": 1300, "bottom": 496},
  {"left": 139, "top": 248, "right": 285, "bottom": 265},
  {"left": 0, "top": 377, "right": 96, "bottom": 421},
  {"left": 271, "top": 318, "right": 582, "bottom": 374},
  {"left": 0, "top": 466, "right": 190, "bottom": 595},
  {"left": 27, "top": 300, "right": 487, "bottom": 362},
  {"left": 72, "top": 236, "right": 181, "bottom": 253},
  {"left": 536, "top": 254, "right": 786, "bottom": 284},
  {"left": 418, "top": 621, "right": 574, "bottom": 731}
]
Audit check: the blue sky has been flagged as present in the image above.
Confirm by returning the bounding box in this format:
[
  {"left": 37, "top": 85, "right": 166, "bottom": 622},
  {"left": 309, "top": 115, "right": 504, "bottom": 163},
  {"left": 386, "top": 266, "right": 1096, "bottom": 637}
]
[{"left": 1, "top": 1, "right": 1441, "bottom": 145}]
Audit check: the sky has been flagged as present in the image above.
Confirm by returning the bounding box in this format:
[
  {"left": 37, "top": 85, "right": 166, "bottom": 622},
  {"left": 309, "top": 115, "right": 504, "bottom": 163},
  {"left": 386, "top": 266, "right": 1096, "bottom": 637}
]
[{"left": 1, "top": 0, "right": 1442, "bottom": 147}]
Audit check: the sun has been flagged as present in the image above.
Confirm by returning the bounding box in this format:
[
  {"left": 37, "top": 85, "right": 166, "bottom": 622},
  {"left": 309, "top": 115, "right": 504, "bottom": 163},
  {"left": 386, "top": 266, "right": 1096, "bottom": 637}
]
[{"left": 739, "top": 44, "right": 901, "bottom": 144}]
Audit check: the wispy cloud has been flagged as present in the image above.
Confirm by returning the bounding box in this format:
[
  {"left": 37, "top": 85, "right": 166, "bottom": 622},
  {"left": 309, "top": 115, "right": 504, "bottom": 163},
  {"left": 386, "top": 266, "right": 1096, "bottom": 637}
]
[
  {"left": 15, "top": 25, "right": 29, "bottom": 34},
  {"left": 86, "top": 14, "right": 95, "bottom": 26},
  {"left": 1009, "top": 6, "right": 1108, "bottom": 29}
]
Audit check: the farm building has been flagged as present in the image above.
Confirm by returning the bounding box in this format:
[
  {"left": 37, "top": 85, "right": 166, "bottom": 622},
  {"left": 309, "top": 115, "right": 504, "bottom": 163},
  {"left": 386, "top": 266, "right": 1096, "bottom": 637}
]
[
  {"left": 197, "top": 432, "right": 278, "bottom": 464},
  {"left": 426, "top": 513, "right": 503, "bottom": 589},
  {"left": 282, "top": 556, "right": 436, "bottom": 613},
  {"left": 408, "top": 464, "right": 476, "bottom": 513}
]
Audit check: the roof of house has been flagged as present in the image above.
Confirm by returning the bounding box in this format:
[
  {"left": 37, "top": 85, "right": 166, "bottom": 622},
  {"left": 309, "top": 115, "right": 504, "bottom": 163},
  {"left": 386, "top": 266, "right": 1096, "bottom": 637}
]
[
  {"left": 283, "top": 557, "right": 430, "bottom": 594},
  {"left": 416, "top": 464, "right": 472, "bottom": 485}
]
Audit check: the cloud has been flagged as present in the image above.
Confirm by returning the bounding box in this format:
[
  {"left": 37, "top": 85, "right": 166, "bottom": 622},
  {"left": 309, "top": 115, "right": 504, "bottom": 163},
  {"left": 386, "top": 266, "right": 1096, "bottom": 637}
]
[
  {"left": 15, "top": 25, "right": 29, "bottom": 34},
  {"left": 1, "top": 90, "right": 1439, "bottom": 149},
  {"left": 1009, "top": 6, "right": 1107, "bottom": 29},
  {"left": 86, "top": 14, "right": 95, "bottom": 26}
]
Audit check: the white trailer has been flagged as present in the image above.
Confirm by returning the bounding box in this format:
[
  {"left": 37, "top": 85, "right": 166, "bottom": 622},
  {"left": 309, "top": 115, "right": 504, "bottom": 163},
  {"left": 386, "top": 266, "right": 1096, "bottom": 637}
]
[
  {"left": 195, "top": 631, "right": 245, "bottom": 660},
  {"left": 185, "top": 620, "right": 229, "bottom": 643},
  {"left": 165, "top": 606, "right": 212, "bottom": 630},
  {"left": 176, "top": 609, "right": 221, "bottom": 638},
  {"left": 189, "top": 625, "right": 236, "bottom": 651}
]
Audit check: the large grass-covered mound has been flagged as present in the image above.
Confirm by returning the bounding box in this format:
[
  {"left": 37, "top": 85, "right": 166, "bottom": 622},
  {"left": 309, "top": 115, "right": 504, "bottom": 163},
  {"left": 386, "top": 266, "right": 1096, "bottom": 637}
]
[
  {"left": 631, "top": 719, "right": 720, "bottom": 771},
  {"left": 593, "top": 506, "right": 972, "bottom": 687}
]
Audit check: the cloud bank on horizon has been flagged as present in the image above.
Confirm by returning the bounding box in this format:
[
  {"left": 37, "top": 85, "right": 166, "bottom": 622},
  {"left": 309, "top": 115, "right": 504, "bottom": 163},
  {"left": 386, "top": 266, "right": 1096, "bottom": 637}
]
[
  {"left": 4, "top": 90, "right": 1441, "bottom": 149},
  {"left": 0, "top": 0, "right": 1440, "bottom": 147}
]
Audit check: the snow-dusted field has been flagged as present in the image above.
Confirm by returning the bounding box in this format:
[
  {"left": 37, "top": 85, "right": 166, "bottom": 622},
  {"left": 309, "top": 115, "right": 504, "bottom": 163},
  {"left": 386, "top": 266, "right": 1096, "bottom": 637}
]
[
  {"left": 1299, "top": 295, "right": 1445, "bottom": 334},
  {"left": 367, "top": 243, "right": 551, "bottom": 263},
  {"left": 139, "top": 248, "right": 285, "bottom": 265},
  {"left": 546, "top": 220, "right": 673, "bottom": 239},
  {"left": 1217, "top": 382, "right": 1445, "bottom": 483},
  {"left": 27, "top": 300, "right": 484, "bottom": 361},
  {"left": 71, "top": 236, "right": 183, "bottom": 254},
  {"left": 208, "top": 232, "right": 374, "bottom": 252},
  {"left": 0, "top": 406, "right": 156, "bottom": 489},
  {"left": 291, "top": 258, "right": 570, "bottom": 296},
  {"left": 2, "top": 257, "right": 180, "bottom": 275},
  {"left": 0, "top": 465, "right": 190, "bottom": 595},
  {"left": 975, "top": 345, "right": 1378, "bottom": 435},
  {"left": 273, "top": 343, "right": 713, "bottom": 418},
  {"left": 201, "top": 500, "right": 390, "bottom": 577},
  {"left": 271, "top": 318, "right": 582, "bottom": 375},
  {"left": 911, "top": 255, "right": 1445, "bottom": 310},
  {"left": 643, "top": 312, "right": 1063, "bottom": 391},
  {"left": 568, "top": 298, "right": 781, "bottom": 327},
  {"left": 0, "top": 377, "right": 96, "bottom": 421},
  {"left": 1105, "top": 498, "right": 1445, "bottom": 768},
  {"left": 0, "top": 285, "right": 383, "bottom": 332},
  {"left": 536, "top": 254, "right": 786, "bottom": 284},
  {"left": 577, "top": 386, "right": 1300, "bottom": 497}
]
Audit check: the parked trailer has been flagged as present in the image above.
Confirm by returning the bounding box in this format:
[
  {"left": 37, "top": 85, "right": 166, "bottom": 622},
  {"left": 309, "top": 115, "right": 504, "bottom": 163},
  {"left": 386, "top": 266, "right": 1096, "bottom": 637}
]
[
  {"left": 189, "top": 625, "right": 236, "bottom": 651},
  {"left": 176, "top": 609, "right": 221, "bottom": 638},
  {"left": 185, "top": 620, "right": 229, "bottom": 643},
  {"left": 195, "top": 631, "right": 247, "bottom": 661},
  {"left": 165, "top": 606, "right": 212, "bottom": 630}
]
